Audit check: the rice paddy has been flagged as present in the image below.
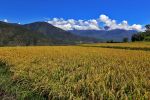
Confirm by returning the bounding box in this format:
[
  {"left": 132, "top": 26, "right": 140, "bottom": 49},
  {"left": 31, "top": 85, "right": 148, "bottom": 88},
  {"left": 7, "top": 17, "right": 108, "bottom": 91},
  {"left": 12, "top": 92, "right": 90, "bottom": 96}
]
[{"left": 0, "top": 42, "right": 150, "bottom": 99}]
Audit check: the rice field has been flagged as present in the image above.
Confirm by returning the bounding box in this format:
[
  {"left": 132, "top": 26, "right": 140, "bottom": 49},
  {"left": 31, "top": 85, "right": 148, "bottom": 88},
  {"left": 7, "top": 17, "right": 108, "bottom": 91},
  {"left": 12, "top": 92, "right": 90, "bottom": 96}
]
[
  {"left": 82, "top": 42, "right": 150, "bottom": 47},
  {"left": 0, "top": 42, "right": 150, "bottom": 99},
  {"left": 81, "top": 42, "right": 150, "bottom": 51}
]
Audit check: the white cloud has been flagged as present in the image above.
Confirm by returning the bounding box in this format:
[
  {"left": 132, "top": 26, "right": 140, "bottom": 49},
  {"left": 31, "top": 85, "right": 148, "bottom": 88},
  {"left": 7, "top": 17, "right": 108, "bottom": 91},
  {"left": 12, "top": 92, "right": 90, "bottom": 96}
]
[
  {"left": 99, "top": 14, "right": 143, "bottom": 31},
  {"left": 47, "top": 14, "right": 144, "bottom": 31},
  {"left": 47, "top": 18, "right": 101, "bottom": 30},
  {"left": 3, "top": 19, "right": 8, "bottom": 23},
  {"left": 130, "top": 24, "right": 143, "bottom": 31}
]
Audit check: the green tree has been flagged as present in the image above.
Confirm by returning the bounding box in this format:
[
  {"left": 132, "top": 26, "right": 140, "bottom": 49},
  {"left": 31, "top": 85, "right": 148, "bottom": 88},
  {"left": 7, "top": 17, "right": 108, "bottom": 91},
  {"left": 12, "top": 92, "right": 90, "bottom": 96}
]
[
  {"left": 144, "top": 36, "right": 150, "bottom": 41},
  {"left": 145, "top": 25, "right": 150, "bottom": 32},
  {"left": 132, "top": 33, "right": 145, "bottom": 42},
  {"left": 123, "top": 37, "right": 129, "bottom": 42}
]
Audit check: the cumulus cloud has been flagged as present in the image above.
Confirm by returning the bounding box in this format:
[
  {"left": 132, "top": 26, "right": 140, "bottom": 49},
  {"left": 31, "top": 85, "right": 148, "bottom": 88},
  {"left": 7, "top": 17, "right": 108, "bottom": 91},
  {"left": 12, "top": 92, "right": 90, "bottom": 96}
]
[
  {"left": 47, "top": 14, "right": 144, "bottom": 31},
  {"left": 47, "top": 18, "right": 101, "bottom": 30},
  {"left": 99, "top": 14, "right": 143, "bottom": 31},
  {"left": 3, "top": 19, "right": 8, "bottom": 23}
]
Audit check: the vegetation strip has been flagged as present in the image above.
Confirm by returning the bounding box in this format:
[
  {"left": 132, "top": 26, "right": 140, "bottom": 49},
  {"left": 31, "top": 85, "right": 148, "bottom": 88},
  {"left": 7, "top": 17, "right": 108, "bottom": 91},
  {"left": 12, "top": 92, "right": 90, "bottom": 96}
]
[{"left": 80, "top": 45, "right": 150, "bottom": 51}]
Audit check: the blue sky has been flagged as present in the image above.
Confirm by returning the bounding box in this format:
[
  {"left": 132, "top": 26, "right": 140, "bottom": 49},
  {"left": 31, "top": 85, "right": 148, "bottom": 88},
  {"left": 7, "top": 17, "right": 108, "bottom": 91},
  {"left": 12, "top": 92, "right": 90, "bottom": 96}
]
[{"left": 0, "top": 0, "right": 149, "bottom": 31}]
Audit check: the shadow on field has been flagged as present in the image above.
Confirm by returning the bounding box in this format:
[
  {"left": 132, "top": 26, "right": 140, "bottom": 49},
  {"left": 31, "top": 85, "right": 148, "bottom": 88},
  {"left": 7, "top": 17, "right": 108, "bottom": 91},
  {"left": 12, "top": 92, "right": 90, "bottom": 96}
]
[
  {"left": 0, "top": 61, "right": 47, "bottom": 100},
  {"left": 0, "top": 61, "right": 16, "bottom": 100},
  {"left": 79, "top": 45, "right": 150, "bottom": 51}
]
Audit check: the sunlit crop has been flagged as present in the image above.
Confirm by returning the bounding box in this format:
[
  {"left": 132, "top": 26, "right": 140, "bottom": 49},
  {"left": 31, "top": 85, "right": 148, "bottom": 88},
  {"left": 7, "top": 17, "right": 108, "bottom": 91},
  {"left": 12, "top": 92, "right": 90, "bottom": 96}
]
[
  {"left": 0, "top": 44, "right": 150, "bottom": 99},
  {"left": 82, "top": 42, "right": 150, "bottom": 47}
]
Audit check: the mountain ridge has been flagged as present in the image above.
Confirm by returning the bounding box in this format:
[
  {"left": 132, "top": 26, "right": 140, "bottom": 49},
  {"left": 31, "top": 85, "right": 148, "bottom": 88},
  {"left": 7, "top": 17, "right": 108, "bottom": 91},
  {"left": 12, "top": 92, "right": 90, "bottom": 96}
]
[
  {"left": 0, "top": 21, "right": 139, "bottom": 46},
  {"left": 69, "top": 29, "right": 137, "bottom": 42},
  {"left": 0, "top": 21, "right": 98, "bottom": 46}
]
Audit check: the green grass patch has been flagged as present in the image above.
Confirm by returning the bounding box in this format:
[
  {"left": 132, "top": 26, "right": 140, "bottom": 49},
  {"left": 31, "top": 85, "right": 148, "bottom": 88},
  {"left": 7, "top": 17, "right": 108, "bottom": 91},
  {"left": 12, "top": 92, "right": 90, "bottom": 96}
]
[{"left": 0, "top": 61, "right": 46, "bottom": 100}]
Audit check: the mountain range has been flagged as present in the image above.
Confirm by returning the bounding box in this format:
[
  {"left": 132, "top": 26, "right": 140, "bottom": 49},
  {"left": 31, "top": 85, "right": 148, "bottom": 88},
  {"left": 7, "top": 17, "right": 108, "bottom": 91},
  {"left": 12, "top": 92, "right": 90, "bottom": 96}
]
[
  {"left": 0, "top": 21, "right": 98, "bottom": 46},
  {"left": 69, "top": 29, "right": 137, "bottom": 42},
  {"left": 0, "top": 21, "right": 138, "bottom": 46}
]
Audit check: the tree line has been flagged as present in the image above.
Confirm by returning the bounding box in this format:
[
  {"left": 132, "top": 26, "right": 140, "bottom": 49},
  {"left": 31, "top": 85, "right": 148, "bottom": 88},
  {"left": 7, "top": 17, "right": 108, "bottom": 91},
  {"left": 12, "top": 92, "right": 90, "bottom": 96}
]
[{"left": 131, "top": 25, "right": 150, "bottom": 42}]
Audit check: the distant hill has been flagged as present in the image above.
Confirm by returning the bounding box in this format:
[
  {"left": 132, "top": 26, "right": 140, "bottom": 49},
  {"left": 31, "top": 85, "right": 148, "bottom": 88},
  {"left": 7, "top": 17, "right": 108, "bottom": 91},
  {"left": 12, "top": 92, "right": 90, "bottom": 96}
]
[
  {"left": 70, "top": 29, "right": 137, "bottom": 42},
  {"left": 0, "top": 21, "right": 51, "bottom": 46},
  {"left": 0, "top": 21, "right": 98, "bottom": 46},
  {"left": 23, "top": 22, "right": 99, "bottom": 44}
]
